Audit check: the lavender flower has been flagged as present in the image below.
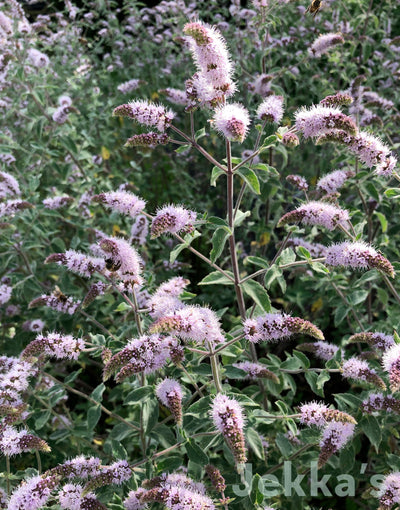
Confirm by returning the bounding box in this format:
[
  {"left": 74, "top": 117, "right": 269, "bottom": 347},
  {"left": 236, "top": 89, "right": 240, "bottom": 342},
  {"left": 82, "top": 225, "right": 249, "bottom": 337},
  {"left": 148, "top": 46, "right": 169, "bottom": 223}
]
[
  {"left": 123, "top": 489, "right": 148, "bottom": 510},
  {"left": 308, "top": 33, "right": 344, "bottom": 57},
  {"left": 99, "top": 237, "right": 143, "bottom": 286},
  {"left": 29, "top": 289, "right": 81, "bottom": 315},
  {"left": 52, "top": 106, "right": 69, "bottom": 124},
  {"left": 316, "top": 129, "right": 397, "bottom": 176},
  {"left": 125, "top": 132, "right": 170, "bottom": 148},
  {"left": 156, "top": 378, "right": 183, "bottom": 425},
  {"left": 0, "top": 171, "right": 20, "bottom": 198},
  {"left": 257, "top": 95, "right": 284, "bottom": 123},
  {"left": 150, "top": 305, "right": 225, "bottom": 346},
  {"left": 298, "top": 341, "right": 339, "bottom": 361},
  {"left": 0, "top": 283, "right": 12, "bottom": 305},
  {"left": 0, "top": 199, "right": 32, "bottom": 218},
  {"left": 243, "top": 312, "right": 324, "bottom": 343},
  {"left": 49, "top": 455, "right": 102, "bottom": 479},
  {"left": 0, "top": 425, "right": 50, "bottom": 456},
  {"left": 300, "top": 402, "right": 356, "bottom": 428},
  {"left": 382, "top": 345, "right": 400, "bottom": 392},
  {"left": 113, "top": 100, "right": 174, "bottom": 132},
  {"left": 130, "top": 215, "right": 149, "bottom": 245},
  {"left": 43, "top": 196, "right": 73, "bottom": 209},
  {"left": 142, "top": 483, "right": 215, "bottom": 509},
  {"left": 159, "top": 88, "right": 188, "bottom": 106},
  {"left": 316, "top": 169, "right": 354, "bottom": 194},
  {"left": 278, "top": 201, "right": 349, "bottom": 230},
  {"left": 233, "top": 361, "right": 279, "bottom": 382},
  {"left": 320, "top": 92, "right": 353, "bottom": 108},
  {"left": 151, "top": 205, "right": 196, "bottom": 238},
  {"left": 362, "top": 393, "right": 400, "bottom": 414},
  {"left": 183, "top": 20, "right": 235, "bottom": 107},
  {"left": 8, "top": 475, "right": 59, "bottom": 510},
  {"left": 212, "top": 103, "right": 250, "bottom": 143},
  {"left": 21, "top": 332, "right": 85, "bottom": 361},
  {"left": 325, "top": 241, "right": 395, "bottom": 277},
  {"left": 117, "top": 79, "right": 144, "bottom": 93},
  {"left": 205, "top": 465, "right": 226, "bottom": 492},
  {"left": 282, "top": 132, "right": 300, "bottom": 147},
  {"left": 82, "top": 282, "right": 107, "bottom": 308},
  {"left": 378, "top": 472, "right": 400, "bottom": 510},
  {"left": 286, "top": 174, "right": 309, "bottom": 191},
  {"left": 288, "top": 237, "right": 327, "bottom": 257},
  {"left": 27, "top": 48, "right": 50, "bottom": 68},
  {"left": 318, "top": 421, "right": 355, "bottom": 467},
  {"left": 148, "top": 276, "right": 189, "bottom": 319},
  {"left": 82, "top": 460, "right": 132, "bottom": 494},
  {"left": 348, "top": 332, "right": 395, "bottom": 351},
  {"left": 45, "top": 250, "right": 106, "bottom": 278},
  {"left": 295, "top": 105, "right": 357, "bottom": 138},
  {"left": 342, "top": 357, "right": 386, "bottom": 390},
  {"left": 103, "top": 335, "right": 177, "bottom": 382},
  {"left": 92, "top": 191, "right": 146, "bottom": 217},
  {"left": 211, "top": 394, "right": 247, "bottom": 465}
]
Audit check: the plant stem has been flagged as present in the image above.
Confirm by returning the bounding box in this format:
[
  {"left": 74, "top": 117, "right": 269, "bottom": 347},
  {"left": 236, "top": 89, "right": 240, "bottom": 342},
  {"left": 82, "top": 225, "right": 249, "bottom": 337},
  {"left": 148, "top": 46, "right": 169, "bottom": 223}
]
[
  {"left": 131, "top": 285, "right": 143, "bottom": 336},
  {"left": 209, "top": 346, "right": 223, "bottom": 393},
  {"left": 6, "top": 455, "right": 10, "bottom": 495}
]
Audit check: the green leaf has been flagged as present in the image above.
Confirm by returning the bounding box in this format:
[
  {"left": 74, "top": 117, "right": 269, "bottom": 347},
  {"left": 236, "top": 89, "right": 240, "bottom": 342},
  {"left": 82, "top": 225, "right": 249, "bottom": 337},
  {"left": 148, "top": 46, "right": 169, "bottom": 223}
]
[
  {"left": 115, "top": 302, "right": 131, "bottom": 312},
  {"left": 360, "top": 415, "right": 381, "bottom": 451},
  {"left": 87, "top": 405, "right": 101, "bottom": 430},
  {"left": 261, "top": 134, "right": 278, "bottom": 148},
  {"left": 296, "top": 246, "right": 311, "bottom": 259},
  {"left": 35, "top": 410, "right": 51, "bottom": 430},
  {"left": 64, "top": 369, "right": 82, "bottom": 384},
  {"left": 292, "top": 350, "right": 310, "bottom": 369},
  {"left": 276, "top": 247, "right": 296, "bottom": 266},
  {"left": 264, "top": 265, "right": 283, "bottom": 289},
  {"left": 236, "top": 167, "right": 261, "bottom": 195},
  {"left": 175, "top": 144, "right": 191, "bottom": 153},
  {"left": 207, "top": 216, "right": 228, "bottom": 228},
  {"left": 210, "top": 227, "right": 231, "bottom": 263},
  {"left": 240, "top": 279, "right": 271, "bottom": 311},
  {"left": 385, "top": 188, "right": 400, "bottom": 198},
  {"left": 198, "top": 270, "right": 234, "bottom": 286},
  {"left": 334, "top": 304, "right": 349, "bottom": 326},
  {"left": 305, "top": 371, "right": 325, "bottom": 397},
  {"left": 364, "top": 182, "right": 380, "bottom": 202},
  {"left": 170, "top": 231, "right": 201, "bottom": 264},
  {"left": 194, "top": 127, "right": 206, "bottom": 141},
  {"left": 244, "top": 256, "right": 269, "bottom": 269},
  {"left": 316, "top": 370, "right": 331, "bottom": 391},
  {"left": 234, "top": 210, "right": 251, "bottom": 227},
  {"left": 374, "top": 211, "right": 388, "bottom": 233},
  {"left": 90, "top": 383, "right": 106, "bottom": 403},
  {"left": 211, "top": 166, "right": 225, "bottom": 186},
  {"left": 124, "top": 385, "right": 153, "bottom": 405},
  {"left": 186, "top": 439, "right": 209, "bottom": 465},
  {"left": 143, "top": 400, "right": 159, "bottom": 434}
]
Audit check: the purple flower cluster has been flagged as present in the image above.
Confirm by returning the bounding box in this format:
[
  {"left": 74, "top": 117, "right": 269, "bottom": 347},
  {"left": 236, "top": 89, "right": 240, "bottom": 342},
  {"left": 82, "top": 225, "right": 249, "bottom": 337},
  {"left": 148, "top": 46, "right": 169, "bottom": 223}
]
[
  {"left": 92, "top": 191, "right": 146, "bottom": 218},
  {"left": 257, "top": 95, "right": 284, "bottom": 123},
  {"left": 308, "top": 32, "right": 344, "bottom": 57},
  {"left": 99, "top": 237, "right": 143, "bottom": 286},
  {"left": 316, "top": 169, "right": 354, "bottom": 194},
  {"left": 42, "top": 196, "right": 73, "bottom": 209},
  {"left": 21, "top": 332, "right": 85, "bottom": 361},
  {"left": 342, "top": 357, "right": 386, "bottom": 389},
  {"left": 148, "top": 276, "right": 190, "bottom": 319},
  {"left": 8, "top": 475, "right": 58, "bottom": 510},
  {"left": 156, "top": 378, "right": 183, "bottom": 425},
  {"left": 325, "top": 241, "right": 395, "bottom": 277},
  {"left": 362, "top": 393, "right": 400, "bottom": 414},
  {"left": 29, "top": 290, "right": 81, "bottom": 315},
  {"left": 320, "top": 92, "right": 353, "bottom": 108},
  {"left": 184, "top": 20, "right": 235, "bottom": 107},
  {"left": 45, "top": 250, "right": 106, "bottom": 278},
  {"left": 378, "top": 472, "right": 400, "bottom": 510},
  {"left": 382, "top": 345, "right": 400, "bottom": 392},
  {"left": 113, "top": 100, "right": 175, "bottom": 132},
  {"left": 82, "top": 460, "right": 132, "bottom": 493},
  {"left": 212, "top": 103, "right": 251, "bottom": 143},
  {"left": 295, "top": 105, "right": 357, "bottom": 139},
  {"left": 103, "top": 334, "right": 177, "bottom": 382},
  {"left": 151, "top": 205, "right": 196, "bottom": 238},
  {"left": 0, "top": 199, "right": 32, "bottom": 218},
  {"left": 278, "top": 201, "right": 349, "bottom": 230},
  {"left": 288, "top": 237, "right": 327, "bottom": 257},
  {"left": 150, "top": 305, "right": 225, "bottom": 346},
  {"left": 159, "top": 88, "right": 188, "bottom": 106},
  {"left": 117, "top": 79, "right": 144, "bottom": 93},
  {"left": 130, "top": 215, "right": 149, "bottom": 245},
  {"left": 298, "top": 340, "right": 339, "bottom": 361},
  {"left": 211, "top": 394, "right": 247, "bottom": 465},
  {"left": 348, "top": 332, "right": 395, "bottom": 351},
  {"left": 243, "top": 312, "right": 324, "bottom": 343},
  {"left": 286, "top": 174, "right": 309, "bottom": 191},
  {"left": 0, "top": 170, "right": 20, "bottom": 199},
  {"left": 233, "top": 361, "right": 279, "bottom": 382},
  {"left": 0, "top": 425, "right": 50, "bottom": 456},
  {"left": 125, "top": 132, "right": 170, "bottom": 148},
  {"left": 0, "top": 283, "right": 12, "bottom": 305}
]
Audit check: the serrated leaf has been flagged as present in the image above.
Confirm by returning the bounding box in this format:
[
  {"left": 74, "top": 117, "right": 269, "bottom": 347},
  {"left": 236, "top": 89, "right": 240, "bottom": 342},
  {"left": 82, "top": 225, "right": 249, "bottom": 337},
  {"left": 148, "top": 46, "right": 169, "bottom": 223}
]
[
  {"left": 210, "top": 227, "right": 231, "bottom": 263},
  {"left": 198, "top": 271, "right": 234, "bottom": 286},
  {"left": 240, "top": 279, "right": 271, "bottom": 311},
  {"left": 236, "top": 167, "right": 260, "bottom": 194}
]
